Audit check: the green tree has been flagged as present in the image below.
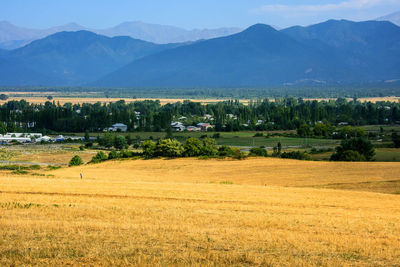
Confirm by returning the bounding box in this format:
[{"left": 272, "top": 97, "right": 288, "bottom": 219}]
[
  {"left": 249, "top": 147, "right": 268, "bottom": 157},
  {"left": 297, "top": 124, "right": 312, "bottom": 137},
  {"left": 114, "top": 135, "right": 127, "bottom": 150},
  {"left": 6, "top": 122, "right": 16, "bottom": 133},
  {"left": 0, "top": 94, "right": 8, "bottom": 100},
  {"left": 183, "top": 138, "right": 203, "bottom": 157},
  {"left": 90, "top": 151, "right": 108, "bottom": 163},
  {"left": 0, "top": 122, "right": 6, "bottom": 135},
  {"left": 84, "top": 130, "right": 90, "bottom": 141},
  {"left": 142, "top": 140, "right": 156, "bottom": 158},
  {"left": 69, "top": 155, "right": 83, "bottom": 167},
  {"left": 331, "top": 138, "right": 375, "bottom": 161},
  {"left": 392, "top": 132, "right": 400, "bottom": 148},
  {"left": 155, "top": 139, "right": 183, "bottom": 157},
  {"left": 99, "top": 133, "right": 114, "bottom": 148}
]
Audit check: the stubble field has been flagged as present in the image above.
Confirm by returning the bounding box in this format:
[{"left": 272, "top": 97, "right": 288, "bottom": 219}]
[{"left": 1, "top": 158, "right": 400, "bottom": 266}]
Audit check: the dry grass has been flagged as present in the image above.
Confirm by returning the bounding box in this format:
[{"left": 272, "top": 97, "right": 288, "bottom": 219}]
[
  {"left": 6, "top": 144, "right": 98, "bottom": 165},
  {"left": 0, "top": 95, "right": 398, "bottom": 106},
  {"left": 48, "top": 157, "right": 400, "bottom": 187},
  {"left": 1, "top": 158, "right": 400, "bottom": 266}
]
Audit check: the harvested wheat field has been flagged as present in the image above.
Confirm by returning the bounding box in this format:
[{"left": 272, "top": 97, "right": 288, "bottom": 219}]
[{"left": 1, "top": 158, "right": 400, "bottom": 266}]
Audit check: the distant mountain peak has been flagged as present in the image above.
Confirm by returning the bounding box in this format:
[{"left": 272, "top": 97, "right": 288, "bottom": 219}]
[{"left": 377, "top": 11, "right": 400, "bottom": 26}]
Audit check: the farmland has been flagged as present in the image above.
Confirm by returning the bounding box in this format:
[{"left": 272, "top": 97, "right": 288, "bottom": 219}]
[{"left": 1, "top": 157, "right": 400, "bottom": 266}]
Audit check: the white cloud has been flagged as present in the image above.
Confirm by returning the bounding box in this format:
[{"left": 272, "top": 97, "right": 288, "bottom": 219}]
[{"left": 253, "top": 0, "right": 398, "bottom": 14}]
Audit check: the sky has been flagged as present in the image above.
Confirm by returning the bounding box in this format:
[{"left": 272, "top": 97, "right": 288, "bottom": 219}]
[{"left": 1, "top": 0, "right": 400, "bottom": 29}]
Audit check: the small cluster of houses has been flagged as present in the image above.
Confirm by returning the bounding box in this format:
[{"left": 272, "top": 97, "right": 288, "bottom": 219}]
[
  {"left": 171, "top": 122, "right": 213, "bottom": 132},
  {"left": 0, "top": 133, "right": 85, "bottom": 144},
  {"left": 106, "top": 123, "right": 128, "bottom": 132}
]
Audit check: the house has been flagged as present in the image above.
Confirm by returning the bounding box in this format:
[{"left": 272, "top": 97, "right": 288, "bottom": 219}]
[
  {"left": 171, "top": 122, "right": 185, "bottom": 131},
  {"left": 338, "top": 122, "right": 349, "bottom": 126},
  {"left": 178, "top": 116, "right": 187, "bottom": 120},
  {"left": 197, "top": 123, "right": 213, "bottom": 131},
  {"left": 109, "top": 123, "right": 128, "bottom": 132},
  {"left": 204, "top": 114, "right": 213, "bottom": 120},
  {"left": 186, "top": 126, "right": 201, "bottom": 132}
]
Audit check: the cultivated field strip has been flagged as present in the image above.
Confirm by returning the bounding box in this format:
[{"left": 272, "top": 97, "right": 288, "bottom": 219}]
[{"left": 1, "top": 158, "right": 400, "bottom": 266}]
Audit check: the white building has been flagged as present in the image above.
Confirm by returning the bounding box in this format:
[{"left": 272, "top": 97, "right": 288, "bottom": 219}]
[{"left": 109, "top": 123, "right": 128, "bottom": 132}]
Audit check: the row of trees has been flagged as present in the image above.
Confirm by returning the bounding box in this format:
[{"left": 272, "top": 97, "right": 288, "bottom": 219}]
[{"left": 1, "top": 98, "right": 400, "bottom": 133}]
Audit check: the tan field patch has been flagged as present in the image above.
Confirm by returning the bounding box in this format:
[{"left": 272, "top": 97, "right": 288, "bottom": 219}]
[
  {"left": 0, "top": 97, "right": 248, "bottom": 105},
  {"left": 0, "top": 95, "right": 398, "bottom": 106},
  {"left": 1, "top": 161, "right": 400, "bottom": 266},
  {"left": 47, "top": 157, "right": 400, "bottom": 187}
]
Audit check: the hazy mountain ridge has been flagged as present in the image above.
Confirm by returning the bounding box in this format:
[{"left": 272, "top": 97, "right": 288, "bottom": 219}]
[
  {"left": 0, "top": 21, "right": 242, "bottom": 49},
  {"left": 92, "top": 20, "right": 400, "bottom": 88},
  {"left": 1, "top": 31, "right": 183, "bottom": 85},
  {"left": 1, "top": 19, "right": 399, "bottom": 87}
]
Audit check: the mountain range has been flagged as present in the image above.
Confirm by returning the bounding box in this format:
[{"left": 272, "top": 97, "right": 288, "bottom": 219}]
[
  {"left": 0, "top": 21, "right": 242, "bottom": 50},
  {"left": 0, "top": 19, "right": 399, "bottom": 88}
]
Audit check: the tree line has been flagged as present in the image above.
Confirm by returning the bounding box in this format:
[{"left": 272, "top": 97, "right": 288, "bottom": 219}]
[{"left": 1, "top": 98, "right": 400, "bottom": 133}]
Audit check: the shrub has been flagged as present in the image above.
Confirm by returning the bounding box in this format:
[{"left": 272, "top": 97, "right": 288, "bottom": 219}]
[
  {"left": 280, "top": 151, "right": 312, "bottom": 160},
  {"left": 212, "top": 133, "right": 221, "bottom": 139},
  {"left": 85, "top": 142, "right": 93, "bottom": 148},
  {"left": 69, "top": 155, "right": 83, "bottom": 167},
  {"left": 155, "top": 139, "right": 183, "bottom": 157},
  {"left": 79, "top": 145, "right": 85, "bottom": 151},
  {"left": 253, "top": 132, "right": 264, "bottom": 137},
  {"left": 108, "top": 150, "right": 119, "bottom": 160},
  {"left": 336, "top": 150, "right": 366, "bottom": 161},
  {"left": 29, "top": 165, "right": 41, "bottom": 170},
  {"left": 232, "top": 148, "right": 247, "bottom": 160},
  {"left": 217, "top": 145, "right": 235, "bottom": 157},
  {"left": 90, "top": 151, "right": 108, "bottom": 164},
  {"left": 249, "top": 147, "right": 268, "bottom": 157},
  {"left": 12, "top": 170, "right": 29, "bottom": 175},
  {"left": 120, "top": 149, "right": 134, "bottom": 158},
  {"left": 183, "top": 138, "right": 203, "bottom": 157},
  {"left": 142, "top": 140, "right": 156, "bottom": 158},
  {"left": 201, "top": 138, "right": 218, "bottom": 156}
]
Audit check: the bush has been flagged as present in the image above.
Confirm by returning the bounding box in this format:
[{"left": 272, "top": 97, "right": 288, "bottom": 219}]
[
  {"left": 85, "top": 142, "right": 93, "bottom": 148},
  {"left": 183, "top": 138, "right": 203, "bottom": 157},
  {"left": 90, "top": 151, "right": 108, "bottom": 164},
  {"left": 217, "top": 145, "right": 235, "bottom": 157},
  {"left": 280, "top": 151, "right": 312, "bottom": 160},
  {"left": 142, "top": 140, "right": 156, "bottom": 158},
  {"left": 12, "top": 170, "right": 29, "bottom": 175},
  {"left": 120, "top": 149, "right": 134, "bottom": 158},
  {"left": 108, "top": 150, "right": 119, "bottom": 160},
  {"left": 69, "top": 155, "right": 83, "bottom": 167},
  {"left": 336, "top": 150, "right": 366, "bottom": 161},
  {"left": 29, "top": 165, "right": 41, "bottom": 170},
  {"left": 253, "top": 132, "right": 264, "bottom": 137},
  {"left": 201, "top": 138, "right": 218, "bottom": 156},
  {"left": 155, "top": 139, "right": 183, "bottom": 157},
  {"left": 212, "top": 133, "right": 221, "bottom": 139},
  {"left": 232, "top": 148, "right": 247, "bottom": 160},
  {"left": 249, "top": 147, "right": 268, "bottom": 157}
]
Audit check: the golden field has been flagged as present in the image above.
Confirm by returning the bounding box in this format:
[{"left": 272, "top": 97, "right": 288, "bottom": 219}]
[
  {"left": 1, "top": 158, "right": 400, "bottom": 266},
  {"left": 0, "top": 95, "right": 398, "bottom": 105}
]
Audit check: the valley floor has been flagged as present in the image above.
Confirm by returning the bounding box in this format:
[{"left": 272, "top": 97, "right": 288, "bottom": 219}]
[{"left": 1, "top": 158, "right": 400, "bottom": 266}]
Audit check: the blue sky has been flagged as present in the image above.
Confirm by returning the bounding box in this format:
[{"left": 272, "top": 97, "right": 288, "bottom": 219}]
[{"left": 1, "top": 0, "right": 400, "bottom": 29}]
